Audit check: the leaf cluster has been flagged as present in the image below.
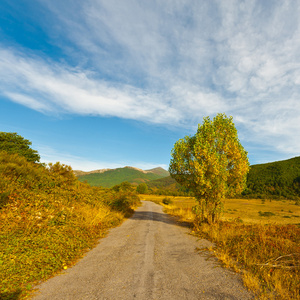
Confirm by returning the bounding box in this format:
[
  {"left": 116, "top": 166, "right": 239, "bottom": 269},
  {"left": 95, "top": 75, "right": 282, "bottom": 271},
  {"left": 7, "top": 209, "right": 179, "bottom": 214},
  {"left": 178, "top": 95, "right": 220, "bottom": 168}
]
[{"left": 0, "top": 132, "right": 40, "bottom": 163}]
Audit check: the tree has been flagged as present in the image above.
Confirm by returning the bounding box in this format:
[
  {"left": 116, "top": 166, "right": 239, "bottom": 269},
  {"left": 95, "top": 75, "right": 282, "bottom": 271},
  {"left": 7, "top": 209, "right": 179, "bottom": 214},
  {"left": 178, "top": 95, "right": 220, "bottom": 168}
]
[
  {"left": 136, "top": 182, "right": 148, "bottom": 194},
  {"left": 112, "top": 181, "right": 135, "bottom": 192},
  {"left": 0, "top": 132, "right": 40, "bottom": 163},
  {"left": 169, "top": 114, "right": 249, "bottom": 223}
]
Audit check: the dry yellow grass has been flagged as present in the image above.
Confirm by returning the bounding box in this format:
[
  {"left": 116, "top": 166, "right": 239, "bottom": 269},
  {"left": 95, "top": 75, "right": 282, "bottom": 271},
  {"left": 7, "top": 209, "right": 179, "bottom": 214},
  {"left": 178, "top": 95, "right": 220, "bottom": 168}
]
[
  {"left": 141, "top": 195, "right": 300, "bottom": 225},
  {"left": 223, "top": 198, "right": 300, "bottom": 224}
]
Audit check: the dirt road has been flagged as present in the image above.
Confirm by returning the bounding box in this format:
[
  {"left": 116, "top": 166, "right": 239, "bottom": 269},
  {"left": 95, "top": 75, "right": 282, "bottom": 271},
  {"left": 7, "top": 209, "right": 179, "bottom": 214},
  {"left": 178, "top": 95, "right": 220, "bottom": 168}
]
[{"left": 32, "top": 201, "right": 253, "bottom": 299}]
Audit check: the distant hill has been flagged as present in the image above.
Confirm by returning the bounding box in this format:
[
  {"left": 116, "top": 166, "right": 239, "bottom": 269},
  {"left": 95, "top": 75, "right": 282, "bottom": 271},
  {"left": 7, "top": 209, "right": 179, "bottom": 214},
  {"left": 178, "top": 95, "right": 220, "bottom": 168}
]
[
  {"left": 76, "top": 166, "right": 169, "bottom": 188},
  {"left": 146, "top": 167, "right": 169, "bottom": 177},
  {"left": 147, "top": 176, "right": 184, "bottom": 195},
  {"left": 244, "top": 156, "right": 300, "bottom": 199}
]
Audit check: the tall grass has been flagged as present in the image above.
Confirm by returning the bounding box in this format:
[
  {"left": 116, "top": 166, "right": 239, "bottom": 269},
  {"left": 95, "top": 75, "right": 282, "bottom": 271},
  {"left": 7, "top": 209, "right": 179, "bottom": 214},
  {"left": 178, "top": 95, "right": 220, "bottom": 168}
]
[
  {"left": 195, "top": 221, "right": 300, "bottom": 299},
  {"left": 144, "top": 195, "right": 300, "bottom": 299},
  {"left": 0, "top": 152, "right": 140, "bottom": 299}
]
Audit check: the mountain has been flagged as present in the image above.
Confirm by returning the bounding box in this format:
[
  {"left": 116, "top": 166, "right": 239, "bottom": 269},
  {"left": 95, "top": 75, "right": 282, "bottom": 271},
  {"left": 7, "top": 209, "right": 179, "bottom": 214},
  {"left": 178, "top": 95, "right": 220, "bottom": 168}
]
[
  {"left": 76, "top": 166, "right": 169, "bottom": 188},
  {"left": 145, "top": 167, "right": 170, "bottom": 177},
  {"left": 244, "top": 156, "right": 300, "bottom": 199},
  {"left": 73, "top": 169, "right": 111, "bottom": 176}
]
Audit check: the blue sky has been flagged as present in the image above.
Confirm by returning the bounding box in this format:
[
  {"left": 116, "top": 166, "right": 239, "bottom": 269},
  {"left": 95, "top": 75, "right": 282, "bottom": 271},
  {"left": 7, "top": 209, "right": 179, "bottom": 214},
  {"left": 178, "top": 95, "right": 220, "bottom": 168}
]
[{"left": 1, "top": 0, "right": 300, "bottom": 171}]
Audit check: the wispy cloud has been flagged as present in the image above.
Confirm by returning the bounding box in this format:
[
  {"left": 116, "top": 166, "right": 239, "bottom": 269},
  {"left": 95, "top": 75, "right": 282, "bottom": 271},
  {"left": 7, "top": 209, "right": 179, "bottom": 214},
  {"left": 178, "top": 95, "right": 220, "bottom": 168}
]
[
  {"left": 1, "top": 0, "right": 300, "bottom": 158},
  {"left": 0, "top": 47, "right": 183, "bottom": 124}
]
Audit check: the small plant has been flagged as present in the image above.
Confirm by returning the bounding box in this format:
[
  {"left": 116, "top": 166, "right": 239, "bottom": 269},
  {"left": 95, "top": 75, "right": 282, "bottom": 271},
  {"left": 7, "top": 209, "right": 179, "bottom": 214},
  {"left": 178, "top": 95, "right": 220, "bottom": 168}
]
[
  {"left": 162, "top": 197, "right": 173, "bottom": 205},
  {"left": 233, "top": 217, "right": 243, "bottom": 223},
  {"left": 258, "top": 211, "right": 275, "bottom": 217}
]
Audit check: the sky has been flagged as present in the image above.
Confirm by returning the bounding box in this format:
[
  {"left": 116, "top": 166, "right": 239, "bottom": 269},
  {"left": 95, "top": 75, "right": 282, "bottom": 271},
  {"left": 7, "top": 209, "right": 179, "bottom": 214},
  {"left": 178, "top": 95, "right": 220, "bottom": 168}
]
[{"left": 0, "top": 0, "right": 300, "bottom": 171}]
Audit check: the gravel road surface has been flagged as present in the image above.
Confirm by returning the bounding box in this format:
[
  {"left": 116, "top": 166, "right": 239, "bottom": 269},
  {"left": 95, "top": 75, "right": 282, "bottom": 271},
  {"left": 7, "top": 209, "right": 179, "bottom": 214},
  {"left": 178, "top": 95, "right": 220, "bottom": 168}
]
[{"left": 32, "top": 201, "right": 253, "bottom": 299}]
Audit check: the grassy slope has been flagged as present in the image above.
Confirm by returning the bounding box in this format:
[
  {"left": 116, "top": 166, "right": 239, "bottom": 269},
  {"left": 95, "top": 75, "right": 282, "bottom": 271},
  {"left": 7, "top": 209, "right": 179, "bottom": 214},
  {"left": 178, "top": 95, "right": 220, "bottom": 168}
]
[
  {"left": 0, "top": 152, "right": 140, "bottom": 299},
  {"left": 246, "top": 156, "right": 300, "bottom": 199},
  {"left": 77, "top": 167, "right": 168, "bottom": 188}
]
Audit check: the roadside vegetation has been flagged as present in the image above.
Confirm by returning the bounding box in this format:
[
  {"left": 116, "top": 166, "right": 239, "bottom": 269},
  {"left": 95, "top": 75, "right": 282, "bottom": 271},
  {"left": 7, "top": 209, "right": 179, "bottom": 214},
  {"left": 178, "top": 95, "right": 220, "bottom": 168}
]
[
  {"left": 0, "top": 148, "right": 140, "bottom": 299},
  {"left": 143, "top": 195, "right": 300, "bottom": 299}
]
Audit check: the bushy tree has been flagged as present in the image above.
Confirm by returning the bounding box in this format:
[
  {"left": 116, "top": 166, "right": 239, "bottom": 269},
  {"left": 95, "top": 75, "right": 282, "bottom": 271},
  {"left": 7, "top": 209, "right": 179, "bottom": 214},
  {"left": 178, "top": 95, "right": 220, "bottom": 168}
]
[
  {"left": 110, "top": 181, "right": 140, "bottom": 211},
  {"left": 136, "top": 182, "right": 148, "bottom": 194},
  {"left": 0, "top": 132, "right": 40, "bottom": 163},
  {"left": 112, "top": 181, "right": 135, "bottom": 192},
  {"left": 169, "top": 114, "right": 249, "bottom": 223}
]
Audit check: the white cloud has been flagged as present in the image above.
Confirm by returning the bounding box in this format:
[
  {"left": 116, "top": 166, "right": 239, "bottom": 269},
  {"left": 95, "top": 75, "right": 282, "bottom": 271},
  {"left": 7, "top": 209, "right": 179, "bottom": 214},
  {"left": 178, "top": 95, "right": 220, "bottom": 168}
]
[
  {"left": 2, "top": 0, "right": 300, "bottom": 159},
  {"left": 4, "top": 92, "right": 51, "bottom": 113}
]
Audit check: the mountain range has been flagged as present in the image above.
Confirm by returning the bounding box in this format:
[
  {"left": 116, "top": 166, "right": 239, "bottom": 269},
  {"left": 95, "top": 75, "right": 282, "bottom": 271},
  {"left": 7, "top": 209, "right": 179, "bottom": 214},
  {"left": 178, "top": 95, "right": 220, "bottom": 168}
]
[{"left": 75, "top": 166, "right": 169, "bottom": 188}]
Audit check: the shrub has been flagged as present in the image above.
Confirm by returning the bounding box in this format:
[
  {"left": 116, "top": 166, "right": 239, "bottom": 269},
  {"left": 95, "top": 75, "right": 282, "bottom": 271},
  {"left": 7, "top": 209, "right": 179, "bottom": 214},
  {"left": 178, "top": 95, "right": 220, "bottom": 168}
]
[
  {"left": 258, "top": 211, "right": 275, "bottom": 217},
  {"left": 136, "top": 182, "right": 148, "bottom": 194},
  {"left": 162, "top": 197, "right": 173, "bottom": 205}
]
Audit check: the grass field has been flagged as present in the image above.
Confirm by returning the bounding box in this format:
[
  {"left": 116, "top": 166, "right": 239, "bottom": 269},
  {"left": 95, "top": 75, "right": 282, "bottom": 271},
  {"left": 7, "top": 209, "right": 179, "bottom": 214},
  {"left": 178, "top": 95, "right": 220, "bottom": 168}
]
[
  {"left": 141, "top": 195, "right": 300, "bottom": 225},
  {"left": 141, "top": 194, "right": 300, "bottom": 299}
]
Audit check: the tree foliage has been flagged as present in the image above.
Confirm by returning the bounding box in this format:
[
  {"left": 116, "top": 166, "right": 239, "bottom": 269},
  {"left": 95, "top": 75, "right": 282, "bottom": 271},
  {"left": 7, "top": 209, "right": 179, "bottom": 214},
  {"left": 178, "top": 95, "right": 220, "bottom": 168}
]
[
  {"left": 110, "top": 181, "right": 140, "bottom": 211},
  {"left": 0, "top": 132, "right": 40, "bottom": 163},
  {"left": 169, "top": 114, "right": 249, "bottom": 223},
  {"left": 136, "top": 182, "right": 148, "bottom": 194}
]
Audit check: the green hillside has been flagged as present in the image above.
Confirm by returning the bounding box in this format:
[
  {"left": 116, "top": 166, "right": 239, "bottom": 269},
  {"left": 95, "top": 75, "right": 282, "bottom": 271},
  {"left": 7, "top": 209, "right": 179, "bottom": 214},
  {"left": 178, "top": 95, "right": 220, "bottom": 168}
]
[
  {"left": 244, "top": 156, "right": 300, "bottom": 199},
  {"left": 77, "top": 167, "right": 169, "bottom": 188},
  {"left": 147, "top": 176, "right": 192, "bottom": 196},
  {"left": 148, "top": 176, "right": 177, "bottom": 189}
]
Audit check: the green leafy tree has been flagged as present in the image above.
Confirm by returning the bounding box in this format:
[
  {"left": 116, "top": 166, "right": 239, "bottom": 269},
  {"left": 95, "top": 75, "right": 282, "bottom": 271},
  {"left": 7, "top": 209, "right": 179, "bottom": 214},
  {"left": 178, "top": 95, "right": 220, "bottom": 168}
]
[
  {"left": 0, "top": 132, "right": 40, "bottom": 163},
  {"left": 110, "top": 181, "right": 140, "bottom": 211},
  {"left": 169, "top": 114, "right": 249, "bottom": 223},
  {"left": 136, "top": 182, "right": 148, "bottom": 194},
  {"left": 112, "top": 181, "right": 135, "bottom": 192}
]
